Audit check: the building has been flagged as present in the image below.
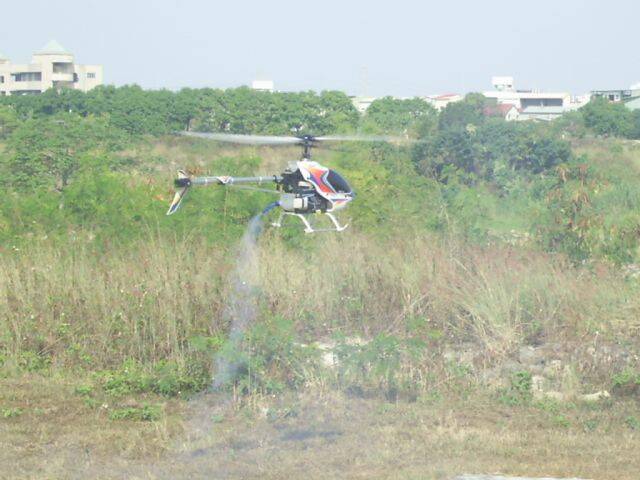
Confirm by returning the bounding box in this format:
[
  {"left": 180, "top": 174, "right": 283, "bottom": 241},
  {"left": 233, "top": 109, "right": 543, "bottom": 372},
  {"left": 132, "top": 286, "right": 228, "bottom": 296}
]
[
  {"left": 0, "top": 40, "right": 102, "bottom": 96},
  {"left": 482, "top": 76, "right": 571, "bottom": 121},
  {"left": 251, "top": 79, "right": 274, "bottom": 92},
  {"left": 483, "top": 103, "right": 520, "bottom": 121},
  {"left": 491, "top": 76, "right": 514, "bottom": 91},
  {"left": 483, "top": 76, "right": 570, "bottom": 110},
  {"left": 518, "top": 106, "right": 566, "bottom": 122},
  {"left": 422, "top": 93, "right": 463, "bottom": 111},
  {"left": 591, "top": 89, "right": 640, "bottom": 102},
  {"left": 350, "top": 96, "right": 377, "bottom": 114}
]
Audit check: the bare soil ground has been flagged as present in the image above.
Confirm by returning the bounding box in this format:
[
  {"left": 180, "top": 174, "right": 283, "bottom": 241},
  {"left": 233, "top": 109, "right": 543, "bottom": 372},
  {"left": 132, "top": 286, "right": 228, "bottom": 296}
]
[{"left": 2, "top": 376, "right": 639, "bottom": 480}]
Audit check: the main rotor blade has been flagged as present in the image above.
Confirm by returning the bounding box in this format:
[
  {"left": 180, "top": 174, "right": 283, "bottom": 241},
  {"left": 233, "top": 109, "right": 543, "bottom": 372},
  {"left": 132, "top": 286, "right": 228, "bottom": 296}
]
[
  {"left": 314, "top": 134, "right": 413, "bottom": 143},
  {"left": 181, "top": 131, "right": 303, "bottom": 145}
]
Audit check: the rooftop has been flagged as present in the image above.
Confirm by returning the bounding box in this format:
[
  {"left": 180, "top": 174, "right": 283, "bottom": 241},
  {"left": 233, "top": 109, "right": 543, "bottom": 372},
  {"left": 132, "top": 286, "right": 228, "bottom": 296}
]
[
  {"left": 483, "top": 103, "right": 519, "bottom": 117},
  {"left": 35, "top": 40, "right": 71, "bottom": 55}
]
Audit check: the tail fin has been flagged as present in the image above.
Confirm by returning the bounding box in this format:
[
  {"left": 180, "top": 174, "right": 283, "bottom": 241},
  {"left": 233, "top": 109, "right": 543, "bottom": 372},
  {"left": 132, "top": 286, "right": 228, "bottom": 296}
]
[{"left": 166, "top": 170, "right": 191, "bottom": 215}]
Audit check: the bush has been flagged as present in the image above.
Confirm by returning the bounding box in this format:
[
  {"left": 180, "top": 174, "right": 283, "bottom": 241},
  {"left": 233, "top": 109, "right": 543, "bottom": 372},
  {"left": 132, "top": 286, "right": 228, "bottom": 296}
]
[
  {"left": 611, "top": 369, "right": 640, "bottom": 396},
  {"left": 95, "top": 359, "right": 209, "bottom": 397},
  {"left": 1, "top": 407, "right": 23, "bottom": 419},
  {"left": 215, "top": 316, "right": 320, "bottom": 395},
  {"left": 108, "top": 404, "right": 162, "bottom": 422},
  {"left": 332, "top": 334, "right": 430, "bottom": 400},
  {"left": 498, "top": 371, "right": 533, "bottom": 406}
]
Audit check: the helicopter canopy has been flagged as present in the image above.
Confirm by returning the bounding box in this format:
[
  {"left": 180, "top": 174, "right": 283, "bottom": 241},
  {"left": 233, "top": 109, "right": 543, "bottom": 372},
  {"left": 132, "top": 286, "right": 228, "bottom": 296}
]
[{"left": 326, "top": 169, "right": 352, "bottom": 194}]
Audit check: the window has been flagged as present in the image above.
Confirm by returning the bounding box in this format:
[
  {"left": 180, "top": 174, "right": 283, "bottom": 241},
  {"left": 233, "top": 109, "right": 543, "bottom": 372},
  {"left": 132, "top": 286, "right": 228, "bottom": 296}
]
[
  {"left": 53, "top": 62, "right": 73, "bottom": 74},
  {"left": 87, "top": 72, "right": 96, "bottom": 79},
  {"left": 326, "top": 170, "right": 352, "bottom": 193},
  {"left": 12, "top": 72, "right": 42, "bottom": 82},
  {"left": 0, "top": 75, "right": 4, "bottom": 84}
]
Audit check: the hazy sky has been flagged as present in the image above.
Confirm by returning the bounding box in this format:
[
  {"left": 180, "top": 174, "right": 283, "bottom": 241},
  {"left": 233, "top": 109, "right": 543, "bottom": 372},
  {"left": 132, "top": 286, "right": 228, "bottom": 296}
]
[{"left": 1, "top": 0, "right": 638, "bottom": 96}]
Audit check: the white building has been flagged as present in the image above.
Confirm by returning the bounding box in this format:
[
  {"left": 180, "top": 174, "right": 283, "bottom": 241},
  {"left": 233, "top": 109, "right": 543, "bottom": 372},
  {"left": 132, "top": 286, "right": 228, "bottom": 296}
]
[
  {"left": 484, "top": 76, "right": 570, "bottom": 110},
  {"left": 350, "top": 96, "right": 377, "bottom": 114},
  {"left": 422, "top": 93, "right": 463, "bottom": 111},
  {"left": 0, "top": 40, "right": 103, "bottom": 96},
  {"left": 483, "top": 76, "right": 571, "bottom": 121},
  {"left": 491, "top": 76, "right": 514, "bottom": 92},
  {"left": 251, "top": 79, "right": 274, "bottom": 92},
  {"left": 517, "top": 106, "right": 565, "bottom": 122}
]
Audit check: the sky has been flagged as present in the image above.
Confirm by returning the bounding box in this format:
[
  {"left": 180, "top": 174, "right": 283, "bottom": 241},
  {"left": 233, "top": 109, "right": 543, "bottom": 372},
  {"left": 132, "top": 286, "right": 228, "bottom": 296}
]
[{"left": 1, "top": 0, "right": 639, "bottom": 97}]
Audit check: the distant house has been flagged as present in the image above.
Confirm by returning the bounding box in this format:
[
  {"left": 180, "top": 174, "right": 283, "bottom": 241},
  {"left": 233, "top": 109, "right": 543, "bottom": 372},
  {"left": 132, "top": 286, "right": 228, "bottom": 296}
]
[
  {"left": 591, "top": 89, "right": 639, "bottom": 102},
  {"left": 483, "top": 76, "right": 570, "bottom": 110},
  {"left": 350, "top": 96, "right": 377, "bottom": 114},
  {"left": 0, "top": 40, "right": 102, "bottom": 96},
  {"left": 423, "top": 93, "right": 463, "bottom": 111},
  {"left": 251, "top": 79, "right": 274, "bottom": 92},
  {"left": 483, "top": 103, "right": 520, "bottom": 121}
]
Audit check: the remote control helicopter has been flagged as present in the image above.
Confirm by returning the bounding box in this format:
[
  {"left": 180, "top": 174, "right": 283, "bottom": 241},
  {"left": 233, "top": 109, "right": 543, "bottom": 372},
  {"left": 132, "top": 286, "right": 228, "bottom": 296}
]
[{"left": 167, "top": 132, "right": 395, "bottom": 233}]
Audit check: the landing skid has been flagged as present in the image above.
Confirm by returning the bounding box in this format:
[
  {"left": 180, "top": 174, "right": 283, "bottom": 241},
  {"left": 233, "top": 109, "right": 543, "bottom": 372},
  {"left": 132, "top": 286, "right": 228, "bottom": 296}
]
[{"left": 272, "top": 212, "right": 348, "bottom": 234}]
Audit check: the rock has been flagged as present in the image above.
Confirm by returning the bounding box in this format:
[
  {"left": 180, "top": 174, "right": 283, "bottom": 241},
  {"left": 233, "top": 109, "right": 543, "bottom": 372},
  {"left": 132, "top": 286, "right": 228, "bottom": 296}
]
[
  {"left": 518, "top": 346, "right": 540, "bottom": 365},
  {"left": 314, "top": 337, "right": 369, "bottom": 369},
  {"left": 579, "top": 390, "right": 610, "bottom": 402},
  {"left": 315, "top": 341, "right": 338, "bottom": 368},
  {"left": 501, "top": 360, "right": 521, "bottom": 375},
  {"left": 531, "top": 375, "right": 545, "bottom": 394},
  {"left": 543, "top": 359, "right": 563, "bottom": 378},
  {"left": 534, "top": 390, "right": 566, "bottom": 402}
]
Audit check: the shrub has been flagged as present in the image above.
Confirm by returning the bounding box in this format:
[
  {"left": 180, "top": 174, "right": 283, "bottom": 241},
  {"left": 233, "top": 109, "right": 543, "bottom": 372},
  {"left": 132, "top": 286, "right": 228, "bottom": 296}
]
[
  {"left": 498, "top": 371, "right": 533, "bottom": 406},
  {"left": 1, "top": 407, "right": 23, "bottom": 418},
  {"left": 216, "top": 316, "right": 321, "bottom": 395},
  {"left": 611, "top": 369, "right": 640, "bottom": 396},
  {"left": 108, "top": 403, "right": 161, "bottom": 422},
  {"left": 95, "top": 359, "right": 209, "bottom": 397},
  {"left": 332, "top": 334, "right": 430, "bottom": 400}
]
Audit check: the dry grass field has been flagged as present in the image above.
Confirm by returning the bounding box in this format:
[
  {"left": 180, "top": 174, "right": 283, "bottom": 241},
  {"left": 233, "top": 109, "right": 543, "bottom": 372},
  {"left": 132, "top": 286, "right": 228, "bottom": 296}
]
[
  {"left": 2, "top": 376, "right": 640, "bottom": 479},
  {"left": 2, "top": 233, "right": 640, "bottom": 479}
]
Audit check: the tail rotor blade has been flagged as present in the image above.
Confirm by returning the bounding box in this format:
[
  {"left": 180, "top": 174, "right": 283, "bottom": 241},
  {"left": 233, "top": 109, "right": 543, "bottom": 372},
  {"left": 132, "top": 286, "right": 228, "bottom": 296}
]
[{"left": 166, "top": 170, "right": 190, "bottom": 215}]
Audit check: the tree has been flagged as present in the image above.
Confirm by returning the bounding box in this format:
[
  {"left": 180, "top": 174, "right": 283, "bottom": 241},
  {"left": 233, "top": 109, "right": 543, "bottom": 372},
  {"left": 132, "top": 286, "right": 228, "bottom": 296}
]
[
  {"left": 362, "top": 97, "right": 436, "bottom": 135},
  {"left": 4, "top": 113, "right": 126, "bottom": 190},
  {"left": 438, "top": 93, "right": 487, "bottom": 132},
  {"left": 580, "top": 97, "right": 633, "bottom": 137},
  {"left": 413, "top": 115, "right": 573, "bottom": 184}
]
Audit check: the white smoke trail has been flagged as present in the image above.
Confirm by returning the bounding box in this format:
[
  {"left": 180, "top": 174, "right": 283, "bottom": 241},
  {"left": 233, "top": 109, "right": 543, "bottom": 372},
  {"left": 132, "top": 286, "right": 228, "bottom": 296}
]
[{"left": 212, "top": 202, "right": 278, "bottom": 389}]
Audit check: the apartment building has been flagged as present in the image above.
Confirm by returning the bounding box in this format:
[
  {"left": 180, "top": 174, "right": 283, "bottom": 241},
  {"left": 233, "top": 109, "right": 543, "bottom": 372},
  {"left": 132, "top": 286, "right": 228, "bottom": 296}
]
[
  {"left": 483, "top": 76, "right": 571, "bottom": 109},
  {"left": 0, "top": 40, "right": 103, "bottom": 96}
]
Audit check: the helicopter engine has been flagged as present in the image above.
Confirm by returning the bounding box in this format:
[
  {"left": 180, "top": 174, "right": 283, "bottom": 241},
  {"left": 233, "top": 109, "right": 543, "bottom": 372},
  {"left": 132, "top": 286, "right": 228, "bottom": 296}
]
[
  {"left": 278, "top": 192, "right": 327, "bottom": 214},
  {"left": 277, "top": 162, "right": 329, "bottom": 214}
]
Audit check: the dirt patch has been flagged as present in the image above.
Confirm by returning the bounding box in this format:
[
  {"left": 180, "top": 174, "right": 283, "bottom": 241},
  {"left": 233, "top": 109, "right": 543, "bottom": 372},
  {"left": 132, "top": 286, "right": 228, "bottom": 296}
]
[{"left": 3, "top": 379, "right": 639, "bottom": 480}]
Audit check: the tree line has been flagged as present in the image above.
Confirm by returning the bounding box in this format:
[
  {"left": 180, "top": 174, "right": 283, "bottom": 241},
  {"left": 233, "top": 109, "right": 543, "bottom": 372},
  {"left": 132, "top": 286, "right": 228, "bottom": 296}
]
[
  {"left": 2, "top": 85, "right": 639, "bottom": 194},
  {"left": 0, "top": 85, "right": 360, "bottom": 136}
]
